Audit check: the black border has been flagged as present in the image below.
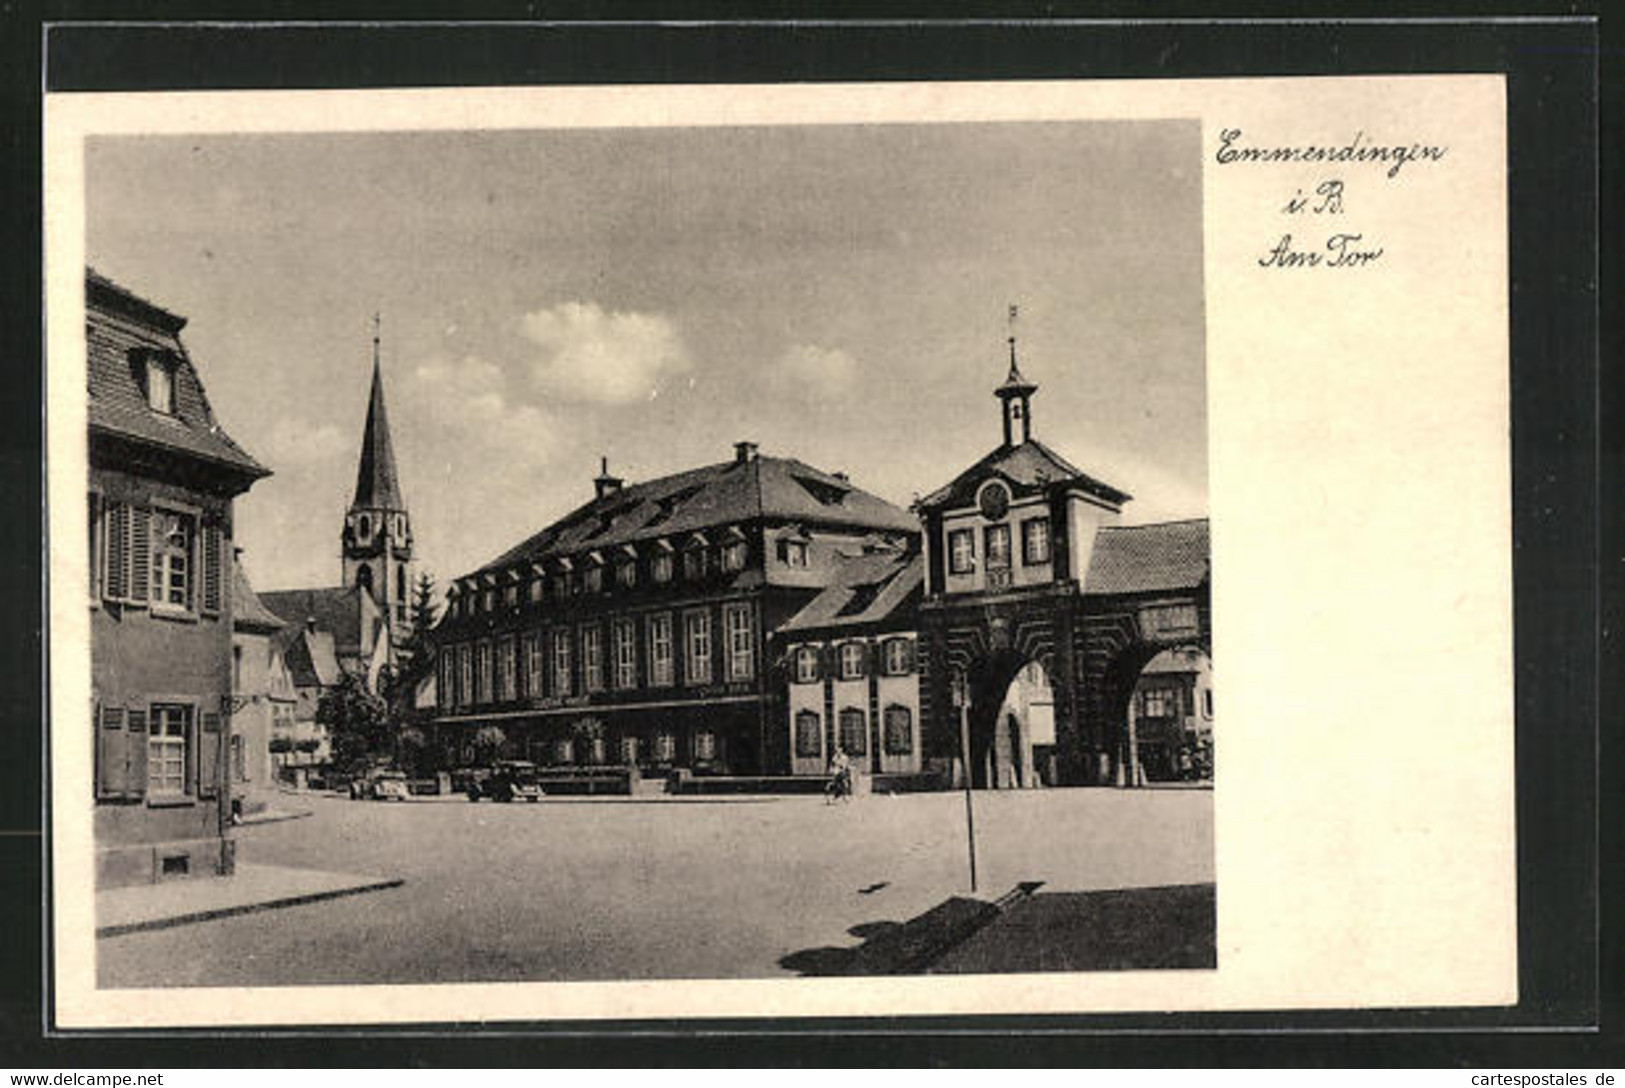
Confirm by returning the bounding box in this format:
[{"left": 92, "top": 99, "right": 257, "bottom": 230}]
[{"left": 6, "top": 9, "right": 1614, "bottom": 1068}]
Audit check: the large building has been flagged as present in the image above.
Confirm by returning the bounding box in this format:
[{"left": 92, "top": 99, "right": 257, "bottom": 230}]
[
  {"left": 260, "top": 322, "right": 414, "bottom": 688},
  {"left": 429, "top": 443, "right": 919, "bottom": 777},
  {"left": 87, "top": 269, "right": 269, "bottom": 887},
  {"left": 914, "top": 341, "right": 1212, "bottom": 787}
]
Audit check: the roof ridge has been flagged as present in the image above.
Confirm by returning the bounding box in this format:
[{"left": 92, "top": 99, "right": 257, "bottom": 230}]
[{"left": 1101, "top": 516, "right": 1210, "bottom": 531}]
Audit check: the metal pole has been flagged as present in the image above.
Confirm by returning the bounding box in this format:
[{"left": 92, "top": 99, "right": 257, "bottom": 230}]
[{"left": 956, "top": 674, "right": 978, "bottom": 893}]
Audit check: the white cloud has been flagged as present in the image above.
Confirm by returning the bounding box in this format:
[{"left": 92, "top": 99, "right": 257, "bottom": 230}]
[
  {"left": 520, "top": 302, "right": 691, "bottom": 405},
  {"left": 773, "top": 343, "right": 860, "bottom": 399},
  {"left": 260, "top": 419, "right": 349, "bottom": 466}
]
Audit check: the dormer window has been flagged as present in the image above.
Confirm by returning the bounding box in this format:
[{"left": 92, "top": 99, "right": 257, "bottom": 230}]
[
  {"left": 616, "top": 559, "right": 637, "bottom": 589},
  {"left": 783, "top": 540, "right": 809, "bottom": 568},
  {"left": 683, "top": 544, "right": 709, "bottom": 581},
  {"left": 721, "top": 539, "right": 748, "bottom": 573},
  {"left": 138, "top": 350, "right": 177, "bottom": 414}
]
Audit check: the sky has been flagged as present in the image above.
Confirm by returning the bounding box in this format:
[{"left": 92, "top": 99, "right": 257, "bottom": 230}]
[{"left": 86, "top": 120, "right": 1207, "bottom": 595}]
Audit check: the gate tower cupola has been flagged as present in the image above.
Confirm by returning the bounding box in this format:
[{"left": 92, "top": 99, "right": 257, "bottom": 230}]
[
  {"left": 341, "top": 314, "right": 415, "bottom": 643},
  {"left": 995, "top": 333, "right": 1038, "bottom": 448}
]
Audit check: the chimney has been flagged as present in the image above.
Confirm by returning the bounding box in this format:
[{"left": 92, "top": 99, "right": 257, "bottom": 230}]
[
  {"left": 734, "top": 440, "right": 759, "bottom": 464},
  {"left": 594, "top": 456, "right": 623, "bottom": 500},
  {"left": 833, "top": 471, "right": 850, "bottom": 483}
]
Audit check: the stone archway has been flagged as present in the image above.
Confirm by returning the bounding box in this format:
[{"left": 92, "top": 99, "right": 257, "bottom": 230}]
[{"left": 962, "top": 649, "right": 1055, "bottom": 789}]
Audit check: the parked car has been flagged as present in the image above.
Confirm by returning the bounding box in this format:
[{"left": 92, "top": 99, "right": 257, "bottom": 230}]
[
  {"left": 466, "top": 760, "right": 544, "bottom": 803},
  {"left": 370, "top": 770, "right": 411, "bottom": 801}
]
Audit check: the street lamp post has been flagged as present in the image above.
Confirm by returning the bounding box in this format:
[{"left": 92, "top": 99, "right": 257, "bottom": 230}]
[{"left": 953, "top": 669, "right": 978, "bottom": 894}]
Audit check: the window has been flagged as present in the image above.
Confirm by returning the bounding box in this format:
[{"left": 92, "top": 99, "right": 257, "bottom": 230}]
[
  {"left": 683, "top": 545, "right": 709, "bottom": 581},
  {"left": 581, "top": 625, "right": 604, "bottom": 692},
  {"left": 148, "top": 703, "right": 190, "bottom": 796},
  {"left": 587, "top": 735, "right": 607, "bottom": 765},
  {"left": 884, "top": 705, "right": 914, "bottom": 755},
  {"left": 721, "top": 539, "right": 748, "bottom": 573},
  {"left": 232, "top": 645, "right": 243, "bottom": 688},
  {"left": 839, "top": 641, "right": 867, "bottom": 680},
  {"left": 652, "top": 551, "right": 674, "bottom": 584},
  {"left": 620, "top": 734, "right": 640, "bottom": 765},
  {"left": 616, "top": 560, "right": 637, "bottom": 589},
  {"left": 231, "top": 734, "right": 247, "bottom": 781},
  {"left": 693, "top": 731, "right": 716, "bottom": 761},
  {"left": 654, "top": 731, "right": 676, "bottom": 762},
  {"left": 948, "top": 528, "right": 976, "bottom": 574},
  {"left": 144, "top": 354, "right": 175, "bottom": 414},
  {"left": 793, "top": 646, "right": 820, "bottom": 684},
  {"left": 882, "top": 637, "right": 914, "bottom": 676},
  {"left": 525, "top": 633, "right": 544, "bottom": 697},
  {"left": 838, "top": 708, "right": 867, "bottom": 755},
  {"left": 553, "top": 737, "right": 575, "bottom": 765},
  {"left": 476, "top": 641, "right": 493, "bottom": 703},
  {"left": 357, "top": 514, "right": 370, "bottom": 539},
  {"left": 1142, "top": 687, "right": 1174, "bottom": 718},
  {"left": 613, "top": 619, "right": 637, "bottom": 690},
  {"left": 684, "top": 610, "right": 712, "bottom": 685},
  {"left": 724, "top": 603, "right": 755, "bottom": 681},
  {"left": 984, "top": 524, "right": 1012, "bottom": 570},
  {"left": 1021, "top": 517, "right": 1051, "bottom": 565},
  {"left": 795, "top": 710, "right": 822, "bottom": 758},
  {"left": 439, "top": 650, "right": 455, "bottom": 709},
  {"left": 647, "top": 613, "right": 674, "bottom": 687},
  {"left": 459, "top": 645, "right": 473, "bottom": 708},
  {"left": 583, "top": 563, "right": 604, "bottom": 594},
  {"left": 528, "top": 578, "right": 544, "bottom": 603},
  {"left": 503, "top": 583, "right": 519, "bottom": 608},
  {"left": 151, "top": 508, "right": 194, "bottom": 610},
  {"left": 551, "top": 574, "right": 570, "bottom": 601},
  {"left": 783, "top": 539, "right": 809, "bottom": 568},
  {"left": 552, "top": 629, "right": 572, "bottom": 696},
  {"left": 1203, "top": 689, "right": 1213, "bottom": 719},
  {"left": 482, "top": 588, "right": 496, "bottom": 613},
  {"left": 497, "top": 636, "right": 517, "bottom": 701}
]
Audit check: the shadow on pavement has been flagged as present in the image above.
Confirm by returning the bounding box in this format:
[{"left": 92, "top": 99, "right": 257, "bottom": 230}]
[{"left": 779, "top": 883, "right": 1216, "bottom": 977}]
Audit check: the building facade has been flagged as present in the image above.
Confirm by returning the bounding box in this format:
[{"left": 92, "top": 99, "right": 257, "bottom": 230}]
[
  {"left": 87, "top": 269, "right": 269, "bottom": 887},
  {"left": 430, "top": 443, "right": 919, "bottom": 777},
  {"left": 916, "top": 340, "right": 1212, "bottom": 788},
  {"left": 229, "top": 552, "right": 294, "bottom": 814}
]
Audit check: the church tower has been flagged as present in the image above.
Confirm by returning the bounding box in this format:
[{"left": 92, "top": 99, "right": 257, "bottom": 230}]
[{"left": 342, "top": 316, "right": 414, "bottom": 655}]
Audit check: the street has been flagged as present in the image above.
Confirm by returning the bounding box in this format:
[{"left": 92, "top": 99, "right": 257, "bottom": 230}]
[{"left": 98, "top": 788, "right": 1213, "bottom": 988}]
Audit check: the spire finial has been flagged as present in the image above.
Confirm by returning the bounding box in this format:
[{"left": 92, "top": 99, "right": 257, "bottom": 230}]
[
  {"left": 372, "top": 311, "right": 381, "bottom": 368},
  {"left": 1006, "top": 303, "right": 1021, "bottom": 379}
]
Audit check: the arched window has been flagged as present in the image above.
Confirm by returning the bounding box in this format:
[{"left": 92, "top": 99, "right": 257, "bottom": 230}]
[
  {"left": 794, "top": 710, "right": 822, "bottom": 758},
  {"left": 357, "top": 514, "right": 370, "bottom": 538},
  {"left": 883, "top": 705, "right": 913, "bottom": 755},
  {"left": 355, "top": 564, "right": 373, "bottom": 596},
  {"left": 838, "top": 708, "right": 867, "bottom": 755}
]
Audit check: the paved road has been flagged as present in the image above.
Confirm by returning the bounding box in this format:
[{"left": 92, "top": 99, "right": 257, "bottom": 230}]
[{"left": 98, "top": 787, "right": 1212, "bottom": 987}]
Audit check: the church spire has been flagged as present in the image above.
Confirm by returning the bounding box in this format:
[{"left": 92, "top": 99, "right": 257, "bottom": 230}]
[{"left": 351, "top": 314, "right": 404, "bottom": 511}]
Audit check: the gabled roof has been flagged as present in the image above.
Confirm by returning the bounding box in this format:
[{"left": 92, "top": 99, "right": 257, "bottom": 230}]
[
  {"left": 232, "top": 557, "right": 288, "bottom": 634},
  {"left": 273, "top": 625, "right": 343, "bottom": 689},
  {"left": 471, "top": 452, "right": 917, "bottom": 578},
  {"left": 351, "top": 355, "right": 405, "bottom": 511},
  {"left": 918, "top": 438, "right": 1129, "bottom": 511},
  {"left": 86, "top": 269, "right": 269, "bottom": 481},
  {"left": 259, "top": 585, "right": 374, "bottom": 658},
  {"left": 780, "top": 551, "right": 924, "bottom": 634},
  {"left": 1083, "top": 518, "right": 1210, "bottom": 596}
]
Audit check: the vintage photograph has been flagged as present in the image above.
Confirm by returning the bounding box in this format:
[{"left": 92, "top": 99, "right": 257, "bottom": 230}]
[{"left": 82, "top": 117, "right": 1212, "bottom": 988}]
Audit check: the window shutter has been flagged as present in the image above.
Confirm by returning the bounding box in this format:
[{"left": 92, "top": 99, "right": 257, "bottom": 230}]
[
  {"left": 198, "top": 710, "right": 222, "bottom": 799},
  {"left": 104, "top": 501, "right": 128, "bottom": 601},
  {"left": 128, "top": 507, "right": 150, "bottom": 605},
  {"left": 96, "top": 705, "right": 125, "bottom": 800},
  {"left": 125, "top": 707, "right": 148, "bottom": 799},
  {"left": 201, "top": 522, "right": 222, "bottom": 615}
]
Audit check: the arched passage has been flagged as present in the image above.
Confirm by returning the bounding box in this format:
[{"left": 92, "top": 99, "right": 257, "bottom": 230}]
[
  {"left": 964, "top": 650, "right": 1056, "bottom": 789},
  {"left": 1096, "top": 640, "right": 1212, "bottom": 786}
]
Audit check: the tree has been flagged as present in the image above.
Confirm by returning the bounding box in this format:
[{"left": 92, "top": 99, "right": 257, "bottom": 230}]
[
  {"left": 397, "top": 725, "right": 429, "bottom": 776},
  {"left": 472, "top": 725, "right": 507, "bottom": 764},
  {"left": 317, "top": 670, "right": 392, "bottom": 775},
  {"left": 384, "top": 571, "right": 442, "bottom": 722}
]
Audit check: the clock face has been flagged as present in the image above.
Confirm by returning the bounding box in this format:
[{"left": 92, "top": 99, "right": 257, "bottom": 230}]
[{"left": 978, "top": 482, "right": 1010, "bottom": 521}]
